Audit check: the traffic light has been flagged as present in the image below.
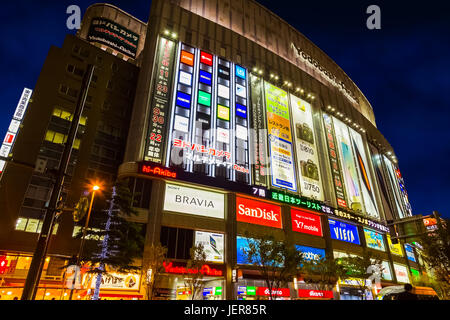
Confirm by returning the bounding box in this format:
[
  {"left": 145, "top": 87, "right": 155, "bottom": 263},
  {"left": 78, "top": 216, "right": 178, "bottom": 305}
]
[{"left": 0, "top": 255, "right": 8, "bottom": 274}]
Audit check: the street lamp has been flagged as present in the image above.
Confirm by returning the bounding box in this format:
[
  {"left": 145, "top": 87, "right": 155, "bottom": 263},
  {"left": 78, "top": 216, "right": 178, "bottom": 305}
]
[{"left": 68, "top": 184, "right": 100, "bottom": 300}]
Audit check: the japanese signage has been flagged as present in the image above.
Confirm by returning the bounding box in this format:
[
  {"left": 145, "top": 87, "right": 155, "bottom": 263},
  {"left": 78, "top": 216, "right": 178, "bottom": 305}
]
[
  {"left": 236, "top": 196, "right": 282, "bottom": 229},
  {"left": 139, "top": 163, "right": 177, "bottom": 178},
  {"left": 0, "top": 88, "right": 33, "bottom": 173},
  {"left": 163, "top": 184, "right": 225, "bottom": 219},
  {"left": 249, "top": 74, "right": 268, "bottom": 186},
  {"left": 88, "top": 273, "right": 140, "bottom": 290},
  {"left": 323, "top": 113, "right": 347, "bottom": 208},
  {"left": 162, "top": 262, "right": 223, "bottom": 276},
  {"left": 87, "top": 18, "right": 140, "bottom": 58},
  {"left": 297, "top": 289, "right": 333, "bottom": 299},
  {"left": 393, "top": 263, "right": 410, "bottom": 283},
  {"left": 195, "top": 231, "right": 224, "bottom": 263},
  {"left": 363, "top": 228, "right": 386, "bottom": 251},
  {"left": 265, "top": 82, "right": 297, "bottom": 192},
  {"left": 423, "top": 217, "right": 438, "bottom": 231},
  {"left": 387, "top": 234, "right": 404, "bottom": 257},
  {"left": 291, "top": 208, "right": 323, "bottom": 237},
  {"left": 256, "top": 287, "right": 290, "bottom": 297},
  {"left": 328, "top": 219, "right": 360, "bottom": 245},
  {"left": 290, "top": 94, "right": 324, "bottom": 200},
  {"left": 295, "top": 245, "right": 325, "bottom": 261},
  {"left": 145, "top": 37, "right": 176, "bottom": 163}
]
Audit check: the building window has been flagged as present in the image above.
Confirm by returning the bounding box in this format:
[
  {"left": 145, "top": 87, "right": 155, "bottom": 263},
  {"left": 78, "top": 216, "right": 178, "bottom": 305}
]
[
  {"left": 59, "top": 84, "right": 78, "bottom": 98},
  {"left": 15, "top": 217, "right": 58, "bottom": 234},
  {"left": 44, "top": 130, "right": 81, "bottom": 149},
  {"left": 160, "top": 226, "right": 194, "bottom": 260},
  {"left": 52, "top": 107, "right": 87, "bottom": 126},
  {"left": 66, "top": 64, "right": 84, "bottom": 77}
]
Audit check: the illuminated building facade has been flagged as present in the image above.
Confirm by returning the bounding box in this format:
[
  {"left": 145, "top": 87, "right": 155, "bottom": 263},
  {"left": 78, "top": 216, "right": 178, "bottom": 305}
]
[{"left": 0, "top": 1, "right": 427, "bottom": 300}]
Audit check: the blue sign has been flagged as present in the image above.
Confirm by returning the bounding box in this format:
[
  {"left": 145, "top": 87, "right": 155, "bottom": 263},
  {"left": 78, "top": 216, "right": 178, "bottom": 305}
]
[
  {"left": 235, "top": 65, "right": 246, "bottom": 79},
  {"left": 176, "top": 91, "right": 191, "bottom": 109},
  {"left": 404, "top": 244, "right": 416, "bottom": 262},
  {"left": 236, "top": 103, "right": 247, "bottom": 118},
  {"left": 328, "top": 219, "right": 360, "bottom": 245},
  {"left": 236, "top": 236, "right": 252, "bottom": 265},
  {"left": 199, "top": 70, "right": 212, "bottom": 86},
  {"left": 295, "top": 245, "right": 325, "bottom": 262}
]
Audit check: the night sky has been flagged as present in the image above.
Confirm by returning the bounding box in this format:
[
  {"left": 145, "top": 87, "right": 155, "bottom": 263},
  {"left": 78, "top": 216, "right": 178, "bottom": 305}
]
[{"left": 1, "top": 1, "right": 449, "bottom": 218}]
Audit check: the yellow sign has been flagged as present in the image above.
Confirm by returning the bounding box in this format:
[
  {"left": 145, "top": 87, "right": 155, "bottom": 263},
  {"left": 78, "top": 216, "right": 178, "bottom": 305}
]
[
  {"left": 217, "top": 105, "right": 230, "bottom": 121},
  {"left": 387, "top": 234, "right": 404, "bottom": 257}
]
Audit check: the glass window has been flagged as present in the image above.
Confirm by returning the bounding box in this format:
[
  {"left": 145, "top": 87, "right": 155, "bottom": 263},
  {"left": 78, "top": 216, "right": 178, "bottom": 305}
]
[
  {"left": 25, "top": 219, "right": 39, "bottom": 233},
  {"left": 45, "top": 131, "right": 55, "bottom": 142},
  {"left": 15, "top": 218, "right": 27, "bottom": 231},
  {"left": 53, "top": 132, "right": 65, "bottom": 144}
]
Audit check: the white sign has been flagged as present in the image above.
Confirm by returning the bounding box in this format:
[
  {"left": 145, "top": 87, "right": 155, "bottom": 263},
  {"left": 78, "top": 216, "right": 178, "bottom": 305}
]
[
  {"left": 218, "top": 84, "right": 230, "bottom": 99},
  {"left": 174, "top": 115, "right": 189, "bottom": 133},
  {"left": 393, "top": 263, "right": 410, "bottom": 283},
  {"left": 13, "top": 88, "right": 32, "bottom": 121},
  {"left": 179, "top": 70, "right": 192, "bottom": 86},
  {"left": 88, "top": 273, "right": 140, "bottom": 290},
  {"left": 236, "top": 84, "right": 247, "bottom": 98},
  {"left": 195, "top": 231, "right": 224, "bottom": 263},
  {"left": 236, "top": 125, "right": 248, "bottom": 141},
  {"left": 163, "top": 184, "right": 225, "bottom": 219},
  {"left": 8, "top": 119, "right": 21, "bottom": 134},
  {"left": 216, "top": 127, "right": 229, "bottom": 143}
]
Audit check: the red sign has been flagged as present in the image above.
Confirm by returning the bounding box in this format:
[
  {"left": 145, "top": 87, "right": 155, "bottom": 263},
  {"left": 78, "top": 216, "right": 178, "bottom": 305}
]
[
  {"left": 236, "top": 197, "right": 282, "bottom": 229},
  {"left": 256, "top": 287, "right": 290, "bottom": 297},
  {"left": 423, "top": 217, "right": 437, "bottom": 226},
  {"left": 200, "top": 51, "right": 213, "bottom": 66},
  {"left": 162, "top": 262, "right": 223, "bottom": 276},
  {"left": 139, "top": 164, "right": 177, "bottom": 178},
  {"left": 291, "top": 208, "right": 323, "bottom": 236},
  {"left": 297, "top": 289, "right": 333, "bottom": 299},
  {"left": 180, "top": 50, "right": 194, "bottom": 66}
]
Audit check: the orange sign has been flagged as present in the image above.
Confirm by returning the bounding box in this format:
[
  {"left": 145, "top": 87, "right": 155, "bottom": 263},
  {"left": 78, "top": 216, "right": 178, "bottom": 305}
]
[{"left": 180, "top": 50, "right": 194, "bottom": 66}]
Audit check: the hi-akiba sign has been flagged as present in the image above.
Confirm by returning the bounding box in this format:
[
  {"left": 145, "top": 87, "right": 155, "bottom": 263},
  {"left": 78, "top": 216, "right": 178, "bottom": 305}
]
[
  {"left": 236, "top": 196, "right": 282, "bottom": 229},
  {"left": 163, "top": 184, "right": 225, "bottom": 219},
  {"left": 291, "top": 208, "right": 323, "bottom": 236},
  {"left": 328, "top": 218, "right": 361, "bottom": 245}
]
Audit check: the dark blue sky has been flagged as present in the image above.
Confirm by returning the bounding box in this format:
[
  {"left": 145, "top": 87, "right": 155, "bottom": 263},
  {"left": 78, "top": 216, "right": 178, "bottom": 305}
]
[{"left": 1, "top": 1, "right": 449, "bottom": 218}]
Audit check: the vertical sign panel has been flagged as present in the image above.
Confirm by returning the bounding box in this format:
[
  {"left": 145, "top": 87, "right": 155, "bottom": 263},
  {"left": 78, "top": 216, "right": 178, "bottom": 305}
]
[
  {"left": 323, "top": 113, "right": 347, "bottom": 208},
  {"left": 383, "top": 155, "right": 408, "bottom": 219},
  {"left": 290, "top": 94, "right": 324, "bottom": 201},
  {"left": 168, "top": 44, "right": 196, "bottom": 170},
  {"left": 333, "top": 117, "right": 364, "bottom": 213},
  {"left": 264, "top": 82, "right": 297, "bottom": 192},
  {"left": 145, "top": 37, "right": 176, "bottom": 164},
  {"left": 234, "top": 64, "right": 250, "bottom": 184},
  {"left": 249, "top": 74, "right": 268, "bottom": 187},
  {"left": 349, "top": 128, "right": 380, "bottom": 219}
]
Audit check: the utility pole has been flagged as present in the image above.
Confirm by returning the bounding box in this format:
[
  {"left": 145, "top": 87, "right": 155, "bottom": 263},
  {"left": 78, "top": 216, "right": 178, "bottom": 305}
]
[{"left": 21, "top": 64, "right": 95, "bottom": 300}]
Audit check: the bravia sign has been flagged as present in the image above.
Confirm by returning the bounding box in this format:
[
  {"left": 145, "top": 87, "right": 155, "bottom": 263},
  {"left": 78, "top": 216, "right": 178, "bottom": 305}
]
[
  {"left": 163, "top": 184, "right": 225, "bottom": 219},
  {"left": 236, "top": 196, "right": 282, "bottom": 229},
  {"left": 291, "top": 208, "right": 322, "bottom": 236}
]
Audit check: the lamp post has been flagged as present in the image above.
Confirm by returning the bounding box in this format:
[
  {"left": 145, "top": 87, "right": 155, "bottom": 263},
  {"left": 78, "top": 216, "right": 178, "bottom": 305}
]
[{"left": 68, "top": 185, "right": 100, "bottom": 300}]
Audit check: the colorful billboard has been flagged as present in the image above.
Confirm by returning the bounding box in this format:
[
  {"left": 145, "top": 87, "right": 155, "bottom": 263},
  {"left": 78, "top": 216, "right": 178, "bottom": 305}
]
[
  {"left": 328, "top": 218, "right": 360, "bottom": 245},
  {"left": 291, "top": 208, "right": 323, "bottom": 236},
  {"left": 404, "top": 244, "right": 417, "bottom": 262},
  {"left": 195, "top": 231, "right": 224, "bottom": 263},
  {"left": 387, "top": 234, "right": 404, "bottom": 257},
  {"left": 236, "top": 196, "right": 282, "bottom": 229},
  {"left": 363, "top": 228, "right": 386, "bottom": 251},
  {"left": 264, "top": 82, "right": 297, "bottom": 192},
  {"left": 393, "top": 263, "right": 410, "bottom": 283},
  {"left": 290, "top": 94, "right": 324, "bottom": 200},
  {"left": 295, "top": 245, "right": 325, "bottom": 262}
]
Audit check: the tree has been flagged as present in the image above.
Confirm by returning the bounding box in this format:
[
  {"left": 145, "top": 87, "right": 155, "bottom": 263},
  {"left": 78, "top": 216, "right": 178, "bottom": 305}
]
[
  {"left": 141, "top": 243, "right": 167, "bottom": 300},
  {"left": 240, "top": 232, "right": 303, "bottom": 300},
  {"left": 418, "top": 218, "right": 450, "bottom": 299},
  {"left": 300, "top": 255, "right": 347, "bottom": 293},
  {"left": 73, "top": 179, "right": 145, "bottom": 293},
  {"left": 184, "top": 243, "right": 208, "bottom": 300}
]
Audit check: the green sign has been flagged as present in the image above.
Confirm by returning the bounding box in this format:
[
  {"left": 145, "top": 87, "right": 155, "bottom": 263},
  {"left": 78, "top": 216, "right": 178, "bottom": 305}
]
[
  {"left": 410, "top": 268, "right": 420, "bottom": 278},
  {"left": 247, "top": 286, "right": 256, "bottom": 296},
  {"left": 198, "top": 91, "right": 211, "bottom": 106},
  {"left": 214, "top": 287, "right": 222, "bottom": 296}
]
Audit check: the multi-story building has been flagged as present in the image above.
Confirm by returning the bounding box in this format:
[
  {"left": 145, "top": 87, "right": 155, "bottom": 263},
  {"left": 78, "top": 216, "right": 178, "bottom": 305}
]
[{"left": 0, "top": 1, "right": 429, "bottom": 300}]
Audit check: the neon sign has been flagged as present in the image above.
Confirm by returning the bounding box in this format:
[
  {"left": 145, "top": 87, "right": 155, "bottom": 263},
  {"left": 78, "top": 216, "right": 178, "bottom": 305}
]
[
  {"left": 139, "top": 164, "right": 177, "bottom": 178},
  {"left": 162, "top": 262, "right": 223, "bottom": 276}
]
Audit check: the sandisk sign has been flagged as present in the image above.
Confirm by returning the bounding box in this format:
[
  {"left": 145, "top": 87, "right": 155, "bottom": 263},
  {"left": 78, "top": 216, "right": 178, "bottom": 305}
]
[
  {"left": 291, "top": 208, "right": 322, "bottom": 236},
  {"left": 297, "top": 289, "right": 333, "bottom": 299},
  {"left": 236, "top": 196, "right": 282, "bottom": 229}
]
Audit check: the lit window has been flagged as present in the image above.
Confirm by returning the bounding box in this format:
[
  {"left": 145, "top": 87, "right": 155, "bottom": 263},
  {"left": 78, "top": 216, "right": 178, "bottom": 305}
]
[{"left": 15, "top": 218, "right": 27, "bottom": 231}]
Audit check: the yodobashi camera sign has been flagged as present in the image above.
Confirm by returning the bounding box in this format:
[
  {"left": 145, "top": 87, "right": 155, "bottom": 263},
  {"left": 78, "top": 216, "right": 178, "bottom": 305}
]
[
  {"left": 291, "top": 208, "right": 323, "bottom": 237},
  {"left": 328, "top": 218, "right": 361, "bottom": 245},
  {"left": 236, "top": 196, "right": 282, "bottom": 229},
  {"left": 163, "top": 184, "right": 225, "bottom": 219}
]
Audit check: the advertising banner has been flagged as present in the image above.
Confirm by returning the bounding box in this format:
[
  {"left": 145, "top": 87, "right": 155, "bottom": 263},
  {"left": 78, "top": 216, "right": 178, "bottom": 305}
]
[
  {"left": 322, "top": 113, "right": 347, "bottom": 208},
  {"left": 290, "top": 94, "right": 324, "bottom": 200},
  {"left": 195, "top": 231, "right": 224, "bottom": 263},
  {"left": 383, "top": 155, "right": 408, "bottom": 219},
  {"left": 163, "top": 184, "right": 225, "bottom": 219},
  {"left": 145, "top": 37, "right": 176, "bottom": 163},
  {"left": 393, "top": 264, "right": 410, "bottom": 283},
  {"left": 87, "top": 18, "right": 140, "bottom": 58},
  {"left": 236, "top": 196, "right": 282, "bottom": 229},
  {"left": 363, "top": 228, "right": 386, "bottom": 251},
  {"left": 291, "top": 208, "right": 323, "bottom": 236},
  {"left": 332, "top": 117, "right": 364, "bottom": 213},
  {"left": 387, "top": 234, "right": 404, "bottom": 256},
  {"left": 88, "top": 273, "right": 140, "bottom": 290},
  {"left": 297, "top": 289, "right": 333, "bottom": 299},
  {"left": 249, "top": 74, "right": 268, "bottom": 186},
  {"left": 328, "top": 218, "right": 361, "bottom": 245},
  {"left": 256, "top": 287, "right": 290, "bottom": 297},
  {"left": 236, "top": 236, "right": 254, "bottom": 265},
  {"left": 380, "top": 260, "right": 393, "bottom": 281},
  {"left": 349, "top": 128, "right": 380, "bottom": 218},
  {"left": 404, "top": 244, "right": 417, "bottom": 262},
  {"left": 295, "top": 245, "right": 325, "bottom": 262},
  {"left": 264, "top": 82, "right": 297, "bottom": 192}
]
